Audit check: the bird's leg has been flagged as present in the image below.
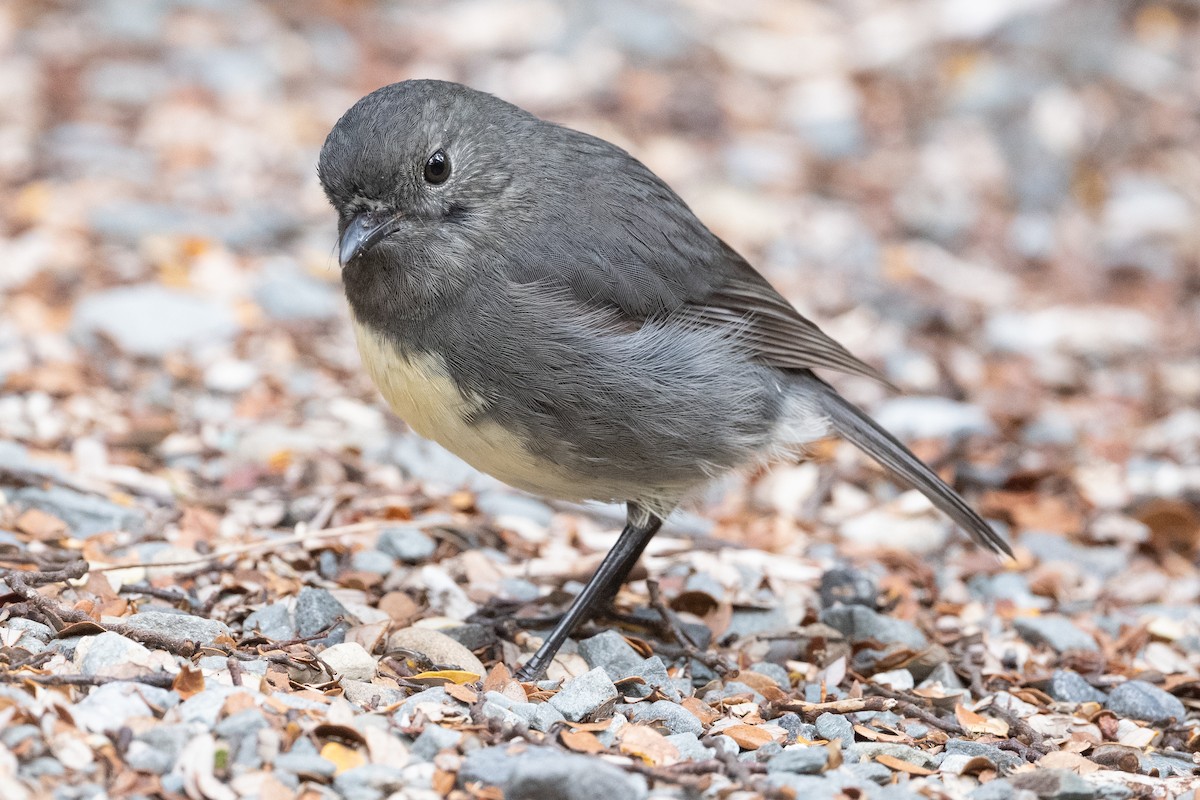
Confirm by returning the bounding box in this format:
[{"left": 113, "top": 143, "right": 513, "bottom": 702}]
[{"left": 514, "top": 503, "right": 663, "bottom": 681}]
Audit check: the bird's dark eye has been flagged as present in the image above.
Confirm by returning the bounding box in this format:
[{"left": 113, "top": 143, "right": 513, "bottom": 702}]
[{"left": 424, "top": 150, "right": 451, "bottom": 184}]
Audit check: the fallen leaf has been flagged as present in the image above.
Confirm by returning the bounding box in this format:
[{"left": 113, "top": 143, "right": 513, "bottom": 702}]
[
  {"left": 680, "top": 697, "right": 720, "bottom": 726},
  {"left": 955, "top": 704, "right": 1009, "bottom": 737},
  {"left": 722, "top": 724, "right": 778, "bottom": 750},
  {"left": 444, "top": 683, "right": 478, "bottom": 704},
  {"left": 320, "top": 741, "right": 366, "bottom": 775},
  {"left": 410, "top": 669, "right": 481, "bottom": 685},
  {"left": 172, "top": 664, "right": 205, "bottom": 699},
  {"left": 618, "top": 724, "right": 679, "bottom": 764},
  {"left": 560, "top": 728, "right": 606, "bottom": 754},
  {"left": 16, "top": 508, "right": 67, "bottom": 540},
  {"left": 563, "top": 718, "right": 613, "bottom": 732},
  {"left": 876, "top": 754, "right": 935, "bottom": 775},
  {"left": 1037, "top": 750, "right": 1101, "bottom": 774}
]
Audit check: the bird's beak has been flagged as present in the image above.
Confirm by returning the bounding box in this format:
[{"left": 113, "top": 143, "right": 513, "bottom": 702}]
[{"left": 338, "top": 209, "right": 404, "bottom": 267}]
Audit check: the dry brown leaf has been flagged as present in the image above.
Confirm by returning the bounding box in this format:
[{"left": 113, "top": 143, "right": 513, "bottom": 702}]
[
  {"left": 482, "top": 663, "right": 513, "bottom": 693},
  {"left": 410, "top": 669, "right": 482, "bottom": 685},
  {"left": 722, "top": 724, "right": 778, "bottom": 750},
  {"left": 15, "top": 508, "right": 67, "bottom": 540},
  {"left": 172, "top": 664, "right": 205, "bottom": 699},
  {"left": 444, "top": 683, "right": 478, "bottom": 704},
  {"left": 1037, "top": 750, "right": 1101, "bottom": 774},
  {"left": 432, "top": 769, "right": 456, "bottom": 795},
  {"left": 618, "top": 724, "right": 679, "bottom": 764},
  {"left": 320, "top": 741, "right": 366, "bottom": 774},
  {"left": 955, "top": 704, "right": 1010, "bottom": 736},
  {"left": 680, "top": 696, "right": 720, "bottom": 726},
  {"left": 736, "top": 670, "right": 781, "bottom": 693},
  {"left": 560, "top": 728, "right": 606, "bottom": 754},
  {"left": 563, "top": 718, "right": 613, "bottom": 732},
  {"left": 875, "top": 753, "right": 935, "bottom": 775}
]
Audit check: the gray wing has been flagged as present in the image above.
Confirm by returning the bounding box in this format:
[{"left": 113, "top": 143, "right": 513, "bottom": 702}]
[{"left": 508, "top": 127, "right": 888, "bottom": 385}]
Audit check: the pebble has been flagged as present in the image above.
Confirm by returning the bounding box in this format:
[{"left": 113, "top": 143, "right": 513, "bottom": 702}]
[
  {"left": 814, "top": 713, "right": 854, "bottom": 746},
  {"left": 1011, "top": 768, "right": 1097, "bottom": 800},
  {"left": 665, "top": 732, "right": 712, "bottom": 761},
  {"left": 12, "top": 486, "right": 146, "bottom": 537},
  {"left": 767, "top": 745, "right": 829, "bottom": 774},
  {"left": 622, "top": 700, "right": 703, "bottom": 736},
  {"left": 121, "top": 610, "right": 231, "bottom": 646},
  {"left": 394, "top": 686, "right": 463, "bottom": 728},
  {"left": 295, "top": 587, "right": 350, "bottom": 638},
  {"left": 242, "top": 601, "right": 297, "bottom": 641},
  {"left": 505, "top": 752, "right": 648, "bottom": 800},
  {"left": 724, "top": 605, "right": 790, "bottom": 638},
  {"left": 410, "top": 724, "right": 462, "bottom": 761},
  {"left": 71, "top": 284, "right": 239, "bottom": 357},
  {"left": 943, "top": 739, "right": 1024, "bottom": 774},
  {"left": 376, "top": 526, "right": 437, "bottom": 563},
  {"left": 1046, "top": 670, "right": 1108, "bottom": 704},
  {"left": 846, "top": 743, "right": 939, "bottom": 770},
  {"left": 820, "top": 605, "right": 928, "bottom": 650},
  {"left": 549, "top": 667, "right": 618, "bottom": 723},
  {"left": 320, "top": 642, "right": 377, "bottom": 681},
  {"left": 388, "top": 627, "right": 486, "bottom": 676},
  {"left": 578, "top": 630, "right": 643, "bottom": 677},
  {"left": 73, "top": 632, "right": 157, "bottom": 677},
  {"left": 1013, "top": 615, "right": 1098, "bottom": 652},
  {"left": 819, "top": 566, "right": 877, "bottom": 609},
  {"left": 253, "top": 265, "right": 340, "bottom": 321},
  {"left": 341, "top": 680, "right": 405, "bottom": 709},
  {"left": 1104, "top": 680, "right": 1186, "bottom": 724},
  {"left": 70, "top": 682, "right": 175, "bottom": 734},
  {"left": 618, "top": 656, "right": 681, "bottom": 702},
  {"left": 274, "top": 751, "right": 337, "bottom": 778}
]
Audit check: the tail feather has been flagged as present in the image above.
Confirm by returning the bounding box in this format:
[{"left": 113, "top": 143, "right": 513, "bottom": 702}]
[{"left": 803, "top": 374, "right": 1013, "bottom": 558}]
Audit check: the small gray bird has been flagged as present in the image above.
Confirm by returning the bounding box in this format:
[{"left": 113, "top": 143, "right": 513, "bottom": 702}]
[{"left": 318, "top": 80, "right": 1011, "bottom": 679}]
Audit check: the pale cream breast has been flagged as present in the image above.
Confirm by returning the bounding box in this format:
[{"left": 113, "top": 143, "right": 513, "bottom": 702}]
[{"left": 351, "top": 317, "right": 595, "bottom": 502}]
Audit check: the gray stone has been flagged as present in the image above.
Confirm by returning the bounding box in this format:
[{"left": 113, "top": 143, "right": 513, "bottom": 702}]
[
  {"left": 459, "top": 744, "right": 556, "bottom": 787},
  {"left": 767, "top": 745, "right": 829, "bottom": 774},
  {"left": 376, "top": 526, "right": 436, "bottom": 563},
  {"left": 777, "top": 713, "right": 817, "bottom": 743},
  {"left": 441, "top": 623, "right": 494, "bottom": 652},
  {"left": 703, "top": 680, "right": 764, "bottom": 704},
  {"left": 411, "top": 724, "right": 462, "bottom": 761},
  {"left": 845, "top": 760, "right": 894, "bottom": 785},
  {"left": 969, "top": 780, "right": 1017, "bottom": 800},
  {"left": 725, "top": 605, "right": 790, "bottom": 639},
  {"left": 176, "top": 686, "right": 241, "bottom": 727},
  {"left": 71, "top": 681, "right": 176, "bottom": 734},
  {"left": 214, "top": 708, "right": 268, "bottom": 767},
  {"left": 275, "top": 751, "right": 337, "bottom": 778},
  {"left": 295, "top": 587, "right": 349, "bottom": 637},
  {"left": 12, "top": 486, "right": 145, "bottom": 537},
  {"left": 341, "top": 679, "right": 405, "bottom": 709},
  {"left": 71, "top": 284, "right": 239, "bottom": 357},
  {"left": 618, "top": 655, "right": 681, "bottom": 701},
  {"left": 944, "top": 739, "right": 1024, "bottom": 774},
  {"left": 1011, "top": 768, "right": 1097, "bottom": 799},
  {"left": 333, "top": 764, "right": 408, "bottom": 800},
  {"left": 765, "top": 773, "right": 853, "bottom": 798},
  {"left": 122, "top": 611, "right": 230, "bottom": 646},
  {"left": 623, "top": 699, "right": 703, "bottom": 736},
  {"left": 529, "top": 702, "right": 565, "bottom": 733},
  {"left": 665, "top": 732, "right": 712, "bottom": 761},
  {"left": 919, "top": 662, "right": 966, "bottom": 692},
  {"left": 1105, "top": 680, "right": 1186, "bottom": 724},
  {"left": 242, "top": 601, "right": 297, "bottom": 641},
  {"left": 1047, "top": 670, "right": 1108, "bottom": 704},
  {"left": 549, "top": 666, "right": 618, "bottom": 722},
  {"left": 351, "top": 549, "right": 397, "bottom": 575},
  {"left": 820, "top": 606, "right": 927, "bottom": 649},
  {"left": 481, "top": 699, "right": 528, "bottom": 729},
  {"left": 578, "top": 630, "right": 642, "bottom": 676},
  {"left": 394, "top": 687, "right": 466, "bottom": 728},
  {"left": 846, "top": 743, "right": 938, "bottom": 769},
  {"left": 73, "top": 632, "right": 154, "bottom": 677},
  {"left": 749, "top": 661, "right": 791, "bottom": 688},
  {"left": 814, "top": 712, "right": 854, "bottom": 746},
  {"left": 506, "top": 753, "right": 647, "bottom": 800},
  {"left": 1014, "top": 615, "right": 1098, "bottom": 652},
  {"left": 123, "top": 723, "right": 192, "bottom": 775},
  {"left": 5, "top": 618, "right": 54, "bottom": 643},
  {"left": 1143, "top": 749, "right": 1194, "bottom": 777},
  {"left": 20, "top": 757, "right": 66, "bottom": 780}
]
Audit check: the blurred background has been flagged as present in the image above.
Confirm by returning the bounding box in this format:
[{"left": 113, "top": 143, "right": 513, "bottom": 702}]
[{"left": 0, "top": 0, "right": 1197, "bottom": 558}]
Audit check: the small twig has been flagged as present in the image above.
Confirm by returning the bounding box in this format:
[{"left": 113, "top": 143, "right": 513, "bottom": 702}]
[
  {"left": 995, "top": 737, "right": 1040, "bottom": 762},
  {"left": 989, "top": 705, "right": 1051, "bottom": 755},
  {"left": 0, "top": 670, "right": 176, "bottom": 689},
  {"left": 87, "top": 519, "right": 392, "bottom": 574},
  {"left": 119, "top": 582, "right": 199, "bottom": 610},
  {"left": 646, "top": 580, "right": 733, "bottom": 677},
  {"left": 775, "top": 696, "right": 896, "bottom": 718},
  {"left": 863, "top": 683, "right": 965, "bottom": 734}
]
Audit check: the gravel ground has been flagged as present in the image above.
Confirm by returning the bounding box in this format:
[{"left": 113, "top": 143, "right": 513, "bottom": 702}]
[{"left": 2, "top": 2, "right": 1200, "bottom": 799}]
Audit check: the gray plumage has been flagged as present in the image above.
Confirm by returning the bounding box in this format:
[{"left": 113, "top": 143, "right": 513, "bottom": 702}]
[{"left": 318, "top": 79, "right": 1011, "bottom": 557}]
